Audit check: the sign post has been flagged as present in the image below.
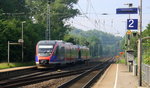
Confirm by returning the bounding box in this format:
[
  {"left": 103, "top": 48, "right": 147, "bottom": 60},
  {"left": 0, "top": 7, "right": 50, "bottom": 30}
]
[
  {"left": 116, "top": 4, "right": 143, "bottom": 86},
  {"left": 8, "top": 40, "right": 22, "bottom": 65},
  {"left": 138, "top": 0, "right": 142, "bottom": 86}
]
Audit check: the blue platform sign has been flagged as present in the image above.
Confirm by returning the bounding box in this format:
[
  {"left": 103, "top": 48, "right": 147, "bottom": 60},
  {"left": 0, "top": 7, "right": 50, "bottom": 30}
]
[
  {"left": 127, "top": 19, "right": 138, "bottom": 30},
  {"left": 116, "top": 8, "right": 138, "bottom": 14}
]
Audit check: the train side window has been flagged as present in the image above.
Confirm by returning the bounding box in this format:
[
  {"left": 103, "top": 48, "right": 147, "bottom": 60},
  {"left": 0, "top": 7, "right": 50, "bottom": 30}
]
[
  {"left": 56, "top": 46, "right": 59, "bottom": 56},
  {"left": 79, "top": 50, "right": 81, "bottom": 59},
  {"left": 62, "top": 47, "right": 65, "bottom": 55}
]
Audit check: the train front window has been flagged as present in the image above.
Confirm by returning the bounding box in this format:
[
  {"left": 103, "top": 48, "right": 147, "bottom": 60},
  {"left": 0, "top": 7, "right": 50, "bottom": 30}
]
[{"left": 38, "top": 45, "right": 54, "bottom": 56}]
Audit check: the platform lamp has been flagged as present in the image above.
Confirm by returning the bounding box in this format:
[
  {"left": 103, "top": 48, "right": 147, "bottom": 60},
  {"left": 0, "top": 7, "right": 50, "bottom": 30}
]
[{"left": 21, "top": 21, "right": 26, "bottom": 62}]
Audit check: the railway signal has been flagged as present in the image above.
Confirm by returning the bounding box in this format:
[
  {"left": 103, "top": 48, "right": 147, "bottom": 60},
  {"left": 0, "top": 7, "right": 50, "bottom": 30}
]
[
  {"left": 126, "top": 30, "right": 132, "bottom": 35},
  {"left": 119, "top": 52, "right": 124, "bottom": 55}
]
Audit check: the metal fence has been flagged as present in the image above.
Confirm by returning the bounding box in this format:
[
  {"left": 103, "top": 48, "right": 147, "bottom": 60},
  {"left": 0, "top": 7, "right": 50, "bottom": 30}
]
[{"left": 142, "top": 64, "right": 150, "bottom": 87}]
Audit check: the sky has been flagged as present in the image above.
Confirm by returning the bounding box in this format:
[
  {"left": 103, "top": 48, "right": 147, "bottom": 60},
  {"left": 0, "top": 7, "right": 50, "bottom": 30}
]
[{"left": 68, "top": 0, "right": 150, "bottom": 37}]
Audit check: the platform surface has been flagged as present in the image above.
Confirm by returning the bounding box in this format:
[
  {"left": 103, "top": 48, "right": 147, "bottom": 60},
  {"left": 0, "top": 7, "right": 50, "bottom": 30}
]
[
  {"left": 0, "top": 66, "right": 36, "bottom": 72},
  {"left": 92, "top": 64, "right": 141, "bottom": 88}
]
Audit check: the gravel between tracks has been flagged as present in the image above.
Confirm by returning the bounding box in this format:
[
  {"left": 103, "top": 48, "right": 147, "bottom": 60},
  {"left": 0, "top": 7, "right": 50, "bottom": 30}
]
[
  {"left": 19, "top": 62, "right": 98, "bottom": 88},
  {"left": 20, "top": 75, "right": 79, "bottom": 88},
  {"left": 16, "top": 58, "right": 106, "bottom": 88}
]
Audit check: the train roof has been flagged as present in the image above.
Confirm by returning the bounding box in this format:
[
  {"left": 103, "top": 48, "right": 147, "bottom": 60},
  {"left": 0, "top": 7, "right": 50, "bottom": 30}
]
[
  {"left": 65, "top": 42, "right": 73, "bottom": 45},
  {"left": 38, "top": 40, "right": 64, "bottom": 45},
  {"left": 37, "top": 40, "right": 89, "bottom": 49},
  {"left": 79, "top": 46, "right": 89, "bottom": 49},
  {"left": 38, "top": 40, "right": 55, "bottom": 45}
]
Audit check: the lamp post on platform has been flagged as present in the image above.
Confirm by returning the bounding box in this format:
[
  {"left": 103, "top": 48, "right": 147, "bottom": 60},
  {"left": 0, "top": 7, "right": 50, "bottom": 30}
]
[
  {"left": 46, "top": 0, "right": 51, "bottom": 40},
  {"left": 21, "top": 21, "right": 26, "bottom": 62}
]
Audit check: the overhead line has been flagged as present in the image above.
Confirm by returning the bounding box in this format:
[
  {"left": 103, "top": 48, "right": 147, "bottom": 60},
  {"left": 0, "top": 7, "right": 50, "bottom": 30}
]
[
  {"left": 69, "top": 19, "right": 94, "bottom": 29},
  {"left": 89, "top": 0, "right": 104, "bottom": 29},
  {"left": 77, "top": 3, "right": 98, "bottom": 29}
]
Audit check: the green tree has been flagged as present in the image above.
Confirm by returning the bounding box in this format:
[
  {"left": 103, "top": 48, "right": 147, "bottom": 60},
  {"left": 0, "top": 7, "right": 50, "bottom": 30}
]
[
  {"left": 142, "top": 24, "right": 150, "bottom": 65},
  {"left": 0, "top": 0, "right": 29, "bottom": 20},
  {"left": 0, "top": 19, "right": 22, "bottom": 61},
  {"left": 26, "top": 0, "right": 79, "bottom": 39},
  {"left": 63, "top": 34, "right": 76, "bottom": 44},
  {"left": 87, "top": 36, "right": 102, "bottom": 57},
  {"left": 0, "top": 0, "right": 79, "bottom": 62},
  {"left": 0, "top": 19, "right": 45, "bottom": 62},
  {"left": 69, "top": 29, "right": 122, "bottom": 57},
  {"left": 121, "top": 23, "right": 150, "bottom": 65}
]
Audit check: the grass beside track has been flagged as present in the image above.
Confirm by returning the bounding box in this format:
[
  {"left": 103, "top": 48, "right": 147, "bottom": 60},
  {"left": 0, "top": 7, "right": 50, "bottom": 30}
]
[
  {"left": 0, "top": 62, "right": 35, "bottom": 69},
  {"left": 116, "top": 58, "right": 125, "bottom": 64}
]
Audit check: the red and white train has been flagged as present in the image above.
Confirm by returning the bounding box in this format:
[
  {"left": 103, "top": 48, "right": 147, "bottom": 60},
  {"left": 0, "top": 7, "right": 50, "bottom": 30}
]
[{"left": 35, "top": 40, "right": 90, "bottom": 68}]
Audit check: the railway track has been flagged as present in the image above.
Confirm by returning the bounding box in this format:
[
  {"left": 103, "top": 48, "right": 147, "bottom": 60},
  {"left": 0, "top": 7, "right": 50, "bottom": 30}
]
[
  {"left": 58, "top": 59, "right": 113, "bottom": 88},
  {"left": 0, "top": 62, "right": 101, "bottom": 88},
  {"left": 0, "top": 58, "right": 112, "bottom": 88},
  {"left": 0, "top": 67, "right": 37, "bottom": 81}
]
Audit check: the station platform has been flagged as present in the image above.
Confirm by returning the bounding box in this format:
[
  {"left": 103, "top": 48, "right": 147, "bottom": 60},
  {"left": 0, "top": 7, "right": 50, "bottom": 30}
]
[
  {"left": 0, "top": 66, "right": 36, "bottom": 73},
  {"left": 92, "top": 64, "right": 147, "bottom": 88}
]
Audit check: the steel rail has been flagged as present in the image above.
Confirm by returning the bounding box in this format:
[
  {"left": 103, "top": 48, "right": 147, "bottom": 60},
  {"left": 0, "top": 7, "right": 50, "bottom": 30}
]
[
  {"left": 58, "top": 59, "right": 112, "bottom": 88},
  {"left": 0, "top": 63, "right": 99, "bottom": 88},
  {"left": 0, "top": 66, "right": 37, "bottom": 81}
]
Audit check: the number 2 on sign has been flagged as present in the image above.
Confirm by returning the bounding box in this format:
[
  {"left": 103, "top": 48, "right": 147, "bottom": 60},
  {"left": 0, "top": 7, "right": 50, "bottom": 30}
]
[{"left": 129, "top": 19, "right": 134, "bottom": 28}]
